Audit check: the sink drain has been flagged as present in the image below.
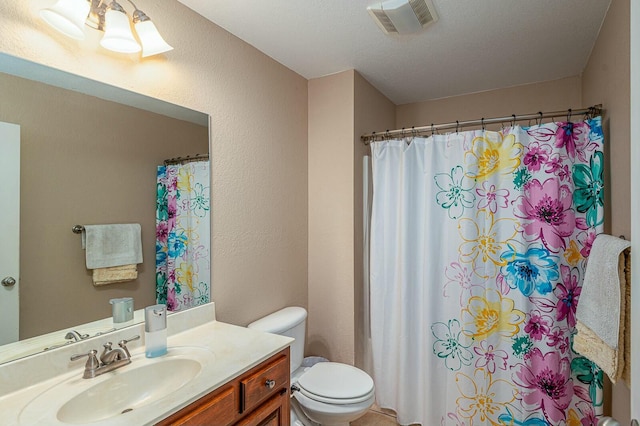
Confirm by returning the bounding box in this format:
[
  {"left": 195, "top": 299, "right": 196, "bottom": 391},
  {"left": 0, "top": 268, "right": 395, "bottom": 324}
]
[{"left": 121, "top": 408, "right": 134, "bottom": 414}]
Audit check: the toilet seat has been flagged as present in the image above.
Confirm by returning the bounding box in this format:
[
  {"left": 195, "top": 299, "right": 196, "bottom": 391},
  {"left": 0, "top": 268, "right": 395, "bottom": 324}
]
[{"left": 296, "top": 362, "right": 374, "bottom": 405}]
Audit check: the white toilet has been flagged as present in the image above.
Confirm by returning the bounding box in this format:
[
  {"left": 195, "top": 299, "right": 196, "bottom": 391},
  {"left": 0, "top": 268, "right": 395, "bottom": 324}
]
[{"left": 248, "top": 307, "right": 375, "bottom": 426}]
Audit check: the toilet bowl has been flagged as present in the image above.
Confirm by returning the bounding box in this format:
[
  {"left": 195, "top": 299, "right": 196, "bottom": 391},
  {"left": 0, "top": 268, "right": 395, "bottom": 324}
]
[{"left": 248, "top": 307, "right": 375, "bottom": 426}]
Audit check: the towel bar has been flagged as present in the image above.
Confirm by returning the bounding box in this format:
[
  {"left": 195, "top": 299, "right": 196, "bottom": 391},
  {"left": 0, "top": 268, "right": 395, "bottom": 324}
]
[{"left": 72, "top": 225, "right": 85, "bottom": 234}]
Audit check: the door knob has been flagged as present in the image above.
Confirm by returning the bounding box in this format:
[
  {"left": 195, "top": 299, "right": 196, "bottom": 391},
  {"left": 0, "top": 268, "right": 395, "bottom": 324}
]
[{"left": 1, "top": 276, "right": 16, "bottom": 287}]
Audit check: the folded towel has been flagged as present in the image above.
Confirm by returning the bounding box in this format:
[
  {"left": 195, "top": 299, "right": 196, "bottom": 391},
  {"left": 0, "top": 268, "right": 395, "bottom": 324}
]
[
  {"left": 623, "top": 250, "right": 631, "bottom": 387},
  {"left": 574, "top": 234, "right": 631, "bottom": 384},
  {"left": 92, "top": 264, "right": 138, "bottom": 286},
  {"left": 82, "top": 224, "right": 143, "bottom": 269}
]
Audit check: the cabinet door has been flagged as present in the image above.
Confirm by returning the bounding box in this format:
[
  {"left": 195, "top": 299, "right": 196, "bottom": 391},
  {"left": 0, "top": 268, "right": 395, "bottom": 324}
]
[
  {"left": 157, "top": 385, "right": 237, "bottom": 426},
  {"left": 235, "top": 390, "right": 288, "bottom": 426}
]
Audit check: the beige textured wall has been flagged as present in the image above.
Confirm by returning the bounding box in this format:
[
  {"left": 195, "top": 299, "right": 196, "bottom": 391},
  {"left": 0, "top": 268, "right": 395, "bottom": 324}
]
[
  {"left": 0, "top": 72, "right": 207, "bottom": 338},
  {"left": 307, "top": 71, "right": 356, "bottom": 363},
  {"left": 353, "top": 73, "right": 395, "bottom": 373},
  {"left": 582, "top": 0, "right": 631, "bottom": 421},
  {"left": 0, "top": 0, "right": 308, "bottom": 329},
  {"left": 397, "top": 76, "right": 582, "bottom": 128},
  {"left": 308, "top": 70, "right": 394, "bottom": 366}
]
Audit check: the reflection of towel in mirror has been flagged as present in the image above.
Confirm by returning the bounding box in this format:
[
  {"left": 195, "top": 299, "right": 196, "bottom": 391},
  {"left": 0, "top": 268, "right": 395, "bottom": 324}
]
[
  {"left": 93, "top": 265, "right": 138, "bottom": 286},
  {"left": 574, "top": 234, "right": 631, "bottom": 386},
  {"left": 82, "top": 224, "right": 143, "bottom": 269}
]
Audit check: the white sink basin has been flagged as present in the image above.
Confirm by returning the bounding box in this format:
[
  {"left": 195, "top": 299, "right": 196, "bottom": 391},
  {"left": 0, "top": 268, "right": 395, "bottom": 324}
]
[{"left": 19, "top": 346, "right": 214, "bottom": 425}]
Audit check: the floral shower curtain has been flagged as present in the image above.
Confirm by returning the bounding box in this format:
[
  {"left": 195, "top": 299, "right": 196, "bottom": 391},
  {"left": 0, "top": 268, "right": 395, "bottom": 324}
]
[
  {"left": 369, "top": 117, "right": 604, "bottom": 425},
  {"left": 156, "top": 160, "right": 210, "bottom": 311}
]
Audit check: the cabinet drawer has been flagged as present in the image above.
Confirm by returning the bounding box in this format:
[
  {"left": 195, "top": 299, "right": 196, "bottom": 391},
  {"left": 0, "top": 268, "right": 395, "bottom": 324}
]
[{"left": 240, "top": 354, "right": 289, "bottom": 413}]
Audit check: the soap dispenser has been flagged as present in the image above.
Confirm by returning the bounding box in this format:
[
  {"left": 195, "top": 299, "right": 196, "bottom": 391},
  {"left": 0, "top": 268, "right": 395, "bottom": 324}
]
[{"left": 145, "top": 304, "right": 167, "bottom": 358}]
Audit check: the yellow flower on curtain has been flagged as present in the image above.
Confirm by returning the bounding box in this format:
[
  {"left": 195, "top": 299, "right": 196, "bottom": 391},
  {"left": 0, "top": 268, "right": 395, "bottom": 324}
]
[
  {"left": 177, "top": 167, "right": 194, "bottom": 192},
  {"left": 455, "top": 368, "right": 516, "bottom": 425},
  {"left": 458, "top": 210, "right": 518, "bottom": 279},
  {"left": 461, "top": 288, "right": 525, "bottom": 341},
  {"left": 564, "top": 409, "right": 582, "bottom": 426},
  {"left": 465, "top": 132, "right": 523, "bottom": 181},
  {"left": 563, "top": 240, "right": 583, "bottom": 266},
  {"left": 176, "top": 262, "right": 195, "bottom": 292}
]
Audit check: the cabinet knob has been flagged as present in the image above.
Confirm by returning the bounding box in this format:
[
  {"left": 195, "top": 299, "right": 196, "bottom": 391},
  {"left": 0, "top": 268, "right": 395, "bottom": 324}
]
[
  {"left": 265, "top": 379, "right": 276, "bottom": 389},
  {"left": 1, "top": 277, "right": 16, "bottom": 287}
]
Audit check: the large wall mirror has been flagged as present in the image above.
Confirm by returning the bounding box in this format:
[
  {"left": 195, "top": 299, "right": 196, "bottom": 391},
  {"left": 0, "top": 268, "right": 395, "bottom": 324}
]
[{"left": 0, "top": 54, "right": 210, "bottom": 364}]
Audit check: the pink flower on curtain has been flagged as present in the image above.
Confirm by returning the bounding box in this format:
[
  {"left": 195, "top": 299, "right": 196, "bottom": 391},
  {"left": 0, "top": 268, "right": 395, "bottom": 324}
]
[
  {"left": 554, "top": 265, "right": 581, "bottom": 328},
  {"left": 524, "top": 311, "right": 552, "bottom": 341},
  {"left": 514, "top": 348, "right": 574, "bottom": 422},
  {"left": 523, "top": 141, "right": 552, "bottom": 172},
  {"left": 475, "top": 181, "right": 509, "bottom": 214},
  {"left": 514, "top": 178, "right": 576, "bottom": 252},
  {"left": 554, "top": 121, "right": 590, "bottom": 161}
]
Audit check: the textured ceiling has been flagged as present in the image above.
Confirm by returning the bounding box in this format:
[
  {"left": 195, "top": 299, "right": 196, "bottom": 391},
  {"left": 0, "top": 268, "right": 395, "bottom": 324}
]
[{"left": 177, "top": 0, "right": 611, "bottom": 105}]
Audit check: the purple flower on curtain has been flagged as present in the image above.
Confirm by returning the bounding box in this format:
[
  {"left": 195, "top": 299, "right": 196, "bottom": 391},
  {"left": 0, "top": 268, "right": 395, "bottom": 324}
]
[
  {"left": 544, "top": 153, "right": 572, "bottom": 182},
  {"left": 514, "top": 178, "right": 576, "bottom": 252},
  {"left": 554, "top": 265, "right": 581, "bottom": 327},
  {"left": 554, "top": 121, "right": 590, "bottom": 161},
  {"left": 523, "top": 141, "right": 551, "bottom": 172},
  {"left": 578, "top": 229, "right": 597, "bottom": 258},
  {"left": 472, "top": 341, "right": 508, "bottom": 374},
  {"left": 547, "top": 326, "right": 570, "bottom": 354},
  {"left": 524, "top": 312, "right": 552, "bottom": 341},
  {"left": 475, "top": 181, "right": 508, "bottom": 214},
  {"left": 514, "top": 348, "right": 574, "bottom": 423}
]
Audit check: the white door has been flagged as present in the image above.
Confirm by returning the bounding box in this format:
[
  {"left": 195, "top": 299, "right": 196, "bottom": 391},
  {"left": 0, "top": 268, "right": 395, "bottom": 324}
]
[
  {"left": 631, "top": 0, "right": 640, "bottom": 418},
  {"left": 0, "top": 121, "right": 20, "bottom": 345}
]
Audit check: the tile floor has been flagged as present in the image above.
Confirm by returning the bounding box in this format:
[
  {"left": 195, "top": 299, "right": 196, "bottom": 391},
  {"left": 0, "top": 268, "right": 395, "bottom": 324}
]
[{"left": 350, "top": 409, "right": 400, "bottom": 425}]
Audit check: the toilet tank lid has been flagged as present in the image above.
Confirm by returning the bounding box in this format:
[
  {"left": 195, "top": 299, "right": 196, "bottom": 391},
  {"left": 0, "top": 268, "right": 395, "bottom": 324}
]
[{"left": 248, "top": 307, "right": 307, "bottom": 334}]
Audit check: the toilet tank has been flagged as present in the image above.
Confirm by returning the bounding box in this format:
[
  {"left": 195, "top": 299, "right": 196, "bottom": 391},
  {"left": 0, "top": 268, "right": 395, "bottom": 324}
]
[{"left": 248, "top": 306, "right": 307, "bottom": 373}]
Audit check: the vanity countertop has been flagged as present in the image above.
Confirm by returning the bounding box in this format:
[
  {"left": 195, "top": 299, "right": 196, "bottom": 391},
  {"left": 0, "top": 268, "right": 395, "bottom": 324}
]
[{"left": 0, "top": 316, "right": 293, "bottom": 425}]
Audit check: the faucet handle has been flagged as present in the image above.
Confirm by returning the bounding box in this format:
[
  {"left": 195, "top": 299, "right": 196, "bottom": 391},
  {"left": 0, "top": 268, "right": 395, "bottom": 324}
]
[
  {"left": 118, "top": 335, "right": 140, "bottom": 358},
  {"left": 70, "top": 349, "right": 98, "bottom": 362},
  {"left": 118, "top": 335, "right": 141, "bottom": 346},
  {"left": 70, "top": 349, "right": 100, "bottom": 378}
]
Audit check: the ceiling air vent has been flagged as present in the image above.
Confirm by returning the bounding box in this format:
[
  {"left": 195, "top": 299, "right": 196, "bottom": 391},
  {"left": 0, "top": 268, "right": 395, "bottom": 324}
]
[{"left": 367, "top": 0, "right": 438, "bottom": 35}]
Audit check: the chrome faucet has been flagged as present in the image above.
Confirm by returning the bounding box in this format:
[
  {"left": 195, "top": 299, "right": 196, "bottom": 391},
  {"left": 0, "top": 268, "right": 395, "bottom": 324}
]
[
  {"left": 70, "top": 335, "right": 140, "bottom": 379},
  {"left": 65, "top": 330, "right": 89, "bottom": 342}
]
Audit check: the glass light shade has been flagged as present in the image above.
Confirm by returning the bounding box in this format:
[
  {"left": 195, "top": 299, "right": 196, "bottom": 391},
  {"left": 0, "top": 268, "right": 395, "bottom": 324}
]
[
  {"left": 100, "top": 9, "right": 141, "bottom": 53},
  {"left": 39, "top": 0, "right": 90, "bottom": 40},
  {"left": 135, "top": 20, "right": 173, "bottom": 58}
]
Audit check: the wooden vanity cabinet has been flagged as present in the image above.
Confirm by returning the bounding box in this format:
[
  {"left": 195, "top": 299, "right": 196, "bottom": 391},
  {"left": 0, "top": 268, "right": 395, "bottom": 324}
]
[{"left": 157, "top": 347, "right": 290, "bottom": 426}]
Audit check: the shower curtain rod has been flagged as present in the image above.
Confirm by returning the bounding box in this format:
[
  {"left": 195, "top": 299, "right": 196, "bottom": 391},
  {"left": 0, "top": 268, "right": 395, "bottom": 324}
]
[
  {"left": 163, "top": 153, "right": 209, "bottom": 165},
  {"left": 360, "top": 104, "right": 602, "bottom": 144}
]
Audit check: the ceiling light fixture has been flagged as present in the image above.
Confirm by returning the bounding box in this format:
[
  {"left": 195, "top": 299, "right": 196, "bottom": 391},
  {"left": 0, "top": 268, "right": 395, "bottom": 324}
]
[{"left": 39, "top": 0, "right": 173, "bottom": 58}]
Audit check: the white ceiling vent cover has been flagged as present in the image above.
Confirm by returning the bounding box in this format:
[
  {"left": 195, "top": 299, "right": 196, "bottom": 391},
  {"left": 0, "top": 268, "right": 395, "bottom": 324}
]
[{"left": 367, "top": 0, "right": 438, "bottom": 35}]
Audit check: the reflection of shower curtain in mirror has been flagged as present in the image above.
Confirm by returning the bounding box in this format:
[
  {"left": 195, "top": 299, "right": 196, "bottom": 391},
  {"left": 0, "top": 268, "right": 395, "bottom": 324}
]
[{"left": 155, "top": 160, "right": 210, "bottom": 311}]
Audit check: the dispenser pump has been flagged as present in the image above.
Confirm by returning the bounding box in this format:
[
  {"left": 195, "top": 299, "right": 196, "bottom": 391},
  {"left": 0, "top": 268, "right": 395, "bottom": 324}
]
[{"left": 144, "top": 304, "right": 167, "bottom": 357}]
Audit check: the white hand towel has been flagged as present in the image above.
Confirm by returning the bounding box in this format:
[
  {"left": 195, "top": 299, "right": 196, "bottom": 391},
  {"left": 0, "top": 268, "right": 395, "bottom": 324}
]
[
  {"left": 574, "top": 234, "right": 631, "bottom": 384},
  {"left": 82, "top": 224, "right": 143, "bottom": 269}
]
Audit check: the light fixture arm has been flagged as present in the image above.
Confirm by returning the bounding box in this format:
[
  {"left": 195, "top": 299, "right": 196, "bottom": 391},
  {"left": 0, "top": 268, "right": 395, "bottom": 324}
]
[{"left": 126, "top": 0, "right": 151, "bottom": 23}]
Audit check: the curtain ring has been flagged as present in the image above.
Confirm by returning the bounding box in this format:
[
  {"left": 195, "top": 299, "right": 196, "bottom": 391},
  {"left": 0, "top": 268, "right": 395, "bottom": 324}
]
[
  {"left": 385, "top": 130, "right": 390, "bottom": 140},
  {"left": 481, "top": 118, "right": 485, "bottom": 131},
  {"left": 537, "top": 111, "right": 543, "bottom": 126},
  {"left": 511, "top": 114, "right": 516, "bottom": 128},
  {"left": 455, "top": 120, "right": 459, "bottom": 134},
  {"left": 567, "top": 108, "right": 572, "bottom": 122},
  {"left": 431, "top": 124, "right": 435, "bottom": 136},
  {"left": 401, "top": 127, "right": 405, "bottom": 138},
  {"left": 411, "top": 126, "right": 417, "bottom": 137}
]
